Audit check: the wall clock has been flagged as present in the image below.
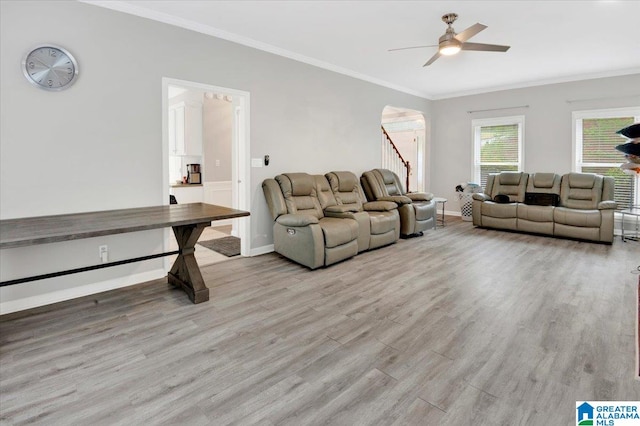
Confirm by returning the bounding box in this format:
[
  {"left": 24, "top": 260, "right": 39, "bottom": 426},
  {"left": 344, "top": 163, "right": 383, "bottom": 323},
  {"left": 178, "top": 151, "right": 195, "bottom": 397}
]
[{"left": 22, "top": 45, "right": 79, "bottom": 91}]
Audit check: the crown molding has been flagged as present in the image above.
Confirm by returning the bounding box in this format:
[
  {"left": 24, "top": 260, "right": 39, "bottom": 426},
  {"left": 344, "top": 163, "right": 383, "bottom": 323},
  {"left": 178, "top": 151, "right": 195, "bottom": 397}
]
[
  {"left": 430, "top": 67, "right": 640, "bottom": 100},
  {"left": 81, "top": 0, "right": 433, "bottom": 99},
  {"left": 80, "top": 1, "right": 640, "bottom": 102}
]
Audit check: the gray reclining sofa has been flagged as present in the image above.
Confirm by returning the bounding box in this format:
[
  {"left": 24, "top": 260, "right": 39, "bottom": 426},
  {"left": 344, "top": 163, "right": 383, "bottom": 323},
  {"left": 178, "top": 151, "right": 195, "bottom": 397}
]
[
  {"left": 472, "top": 172, "right": 617, "bottom": 243},
  {"left": 262, "top": 171, "right": 400, "bottom": 269}
]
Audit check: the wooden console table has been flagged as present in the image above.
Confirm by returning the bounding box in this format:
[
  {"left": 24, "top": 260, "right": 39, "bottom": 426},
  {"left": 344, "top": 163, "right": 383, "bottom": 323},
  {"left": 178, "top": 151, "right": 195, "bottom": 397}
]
[{"left": 0, "top": 203, "right": 250, "bottom": 304}]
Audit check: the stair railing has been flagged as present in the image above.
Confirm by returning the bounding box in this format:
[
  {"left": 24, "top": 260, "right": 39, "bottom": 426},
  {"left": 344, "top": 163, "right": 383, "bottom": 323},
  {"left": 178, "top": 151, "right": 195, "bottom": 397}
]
[{"left": 381, "top": 125, "right": 411, "bottom": 192}]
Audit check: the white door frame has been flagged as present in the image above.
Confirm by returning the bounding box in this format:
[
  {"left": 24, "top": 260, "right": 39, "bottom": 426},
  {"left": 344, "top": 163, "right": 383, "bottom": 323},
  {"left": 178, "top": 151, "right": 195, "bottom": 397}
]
[{"left": 162, "top": 77, "right": 251, "bottom": 264}]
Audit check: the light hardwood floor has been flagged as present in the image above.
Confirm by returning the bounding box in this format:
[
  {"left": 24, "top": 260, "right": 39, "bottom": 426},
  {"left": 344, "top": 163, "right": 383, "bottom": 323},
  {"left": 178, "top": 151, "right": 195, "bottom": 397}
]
[{"left": 1, "top": 218, "right": 639, "bottom": 425}]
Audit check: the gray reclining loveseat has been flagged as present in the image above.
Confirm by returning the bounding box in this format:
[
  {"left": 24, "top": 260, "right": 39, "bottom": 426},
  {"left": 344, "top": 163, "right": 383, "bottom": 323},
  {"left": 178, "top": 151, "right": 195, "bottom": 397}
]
[
  {"left": 472, "top": 171, "right": 617, "bottom": 243},
  {"left": 323, "top": 171, "right": 400, "bottom": 252},
  {"left": 262, "top": 172, "right": 400, "bottom": 269}
]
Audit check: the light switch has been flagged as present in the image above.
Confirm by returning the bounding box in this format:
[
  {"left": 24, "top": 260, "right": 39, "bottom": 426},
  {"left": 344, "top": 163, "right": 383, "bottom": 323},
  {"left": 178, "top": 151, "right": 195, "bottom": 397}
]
[{"left": 251, "top": 158, "right": 263, "bottom": 168}]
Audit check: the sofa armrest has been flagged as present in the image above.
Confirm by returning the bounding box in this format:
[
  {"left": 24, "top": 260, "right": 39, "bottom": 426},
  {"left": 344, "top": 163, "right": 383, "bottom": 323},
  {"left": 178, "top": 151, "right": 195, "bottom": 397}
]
[
  {"left": 378, "top": 195, "right": 412, "bottom": 205},
  {"left": 598, "top": 200, "right": 618, "bottom": 210},
  {"left": 406, "top": 192, "right": 434, "bottom": 202},
  {"left": 324, "top": 204, "right": 360, "bottom": 213},
  {"left": 363, "top": 201, "right": 397, "bottom": 212},
  {"left": 276, "top": 214, "right": 319, "bottom": 227},
  {"left": 472, "top": 193, "right": 491, "bottom": 202}
]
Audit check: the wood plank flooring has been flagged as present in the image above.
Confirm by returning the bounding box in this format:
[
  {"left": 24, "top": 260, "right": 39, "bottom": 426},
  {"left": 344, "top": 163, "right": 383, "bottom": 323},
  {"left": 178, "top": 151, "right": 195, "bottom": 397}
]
[{"left": 1, "top": 218, "right": 639, "bottom": 425}]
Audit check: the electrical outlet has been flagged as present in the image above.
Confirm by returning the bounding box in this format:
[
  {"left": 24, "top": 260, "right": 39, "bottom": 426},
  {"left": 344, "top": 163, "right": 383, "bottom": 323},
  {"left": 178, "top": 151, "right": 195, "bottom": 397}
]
[{"left": 99, "top": 245, "right": 108, "bottom": 263}]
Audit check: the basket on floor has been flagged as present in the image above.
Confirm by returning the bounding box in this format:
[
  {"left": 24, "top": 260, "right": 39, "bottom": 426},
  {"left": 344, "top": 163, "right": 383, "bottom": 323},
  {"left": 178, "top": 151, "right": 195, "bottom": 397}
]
[{"left": 458, "top": 193, "right": 473, "bottom": 222}]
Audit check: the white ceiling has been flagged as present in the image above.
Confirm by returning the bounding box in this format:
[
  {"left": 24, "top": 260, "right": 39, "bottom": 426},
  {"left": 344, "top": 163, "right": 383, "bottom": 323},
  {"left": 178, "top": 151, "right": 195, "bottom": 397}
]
[{"left": 88, "top": 0, "right": 640, "bottom": 99}]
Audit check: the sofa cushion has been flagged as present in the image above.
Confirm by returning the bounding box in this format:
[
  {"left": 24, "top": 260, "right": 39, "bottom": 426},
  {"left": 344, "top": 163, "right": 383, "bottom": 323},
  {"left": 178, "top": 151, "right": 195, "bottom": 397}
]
[
  {"left": 517, "top": 204, "right": 554, "bottom": 222},
  {"left": 314, "top": 175, "right": 339, "bottom": 211},
  {"left": 368, "top": 211, "right": 398, "bottom": 235},
  {"left": 289, "top": 173, "right": 315, "bottom": 195},
  {"left": 319, "top": 217, "right": 359, "bottom": 248},
  {"left": 554, "top": 224, "right": 600, "bottom": 242},
  {"left": 326, "top": 171, "right": 365, "bottom": 209},
  {"left": 276, "top": 173, "right": 324, "bottom": 218},
  {"left": 560, "top": 173, "right": 603, "bottom": 210},
  {"left": 518, "top": 219, "right": 553, "bottom": 235},
  {"left": 531, "top": 173, "right": 558, "bottom": 188},
  {"left": 363, "top": 201, "right": 397, "bottom": 211},
  {"left": 483, "top": 216, "right": 517, "bottom": 231},
  {"left": 569, "top": 173, "right": 596, "bottom": 189},
  {"left": 378, "top": 169, "right": 403, "bottom": 196},
  {"left": 498, "top": 172, "right": 524, "bottom": 186},
  {"left": 406, "top": 192, "right": 433, "bottom": 202},
  {"left": 553, "top": 207, "right": 601, "bottom": 227},
  {"left": 333, "top": 171, "right": 358, "bottom": 192},
  {"left": 481, "top": 201, "right": 518, "bottom": 219},
  {"left": 489, "top": 172, "right": 528, "bottom": 202}
]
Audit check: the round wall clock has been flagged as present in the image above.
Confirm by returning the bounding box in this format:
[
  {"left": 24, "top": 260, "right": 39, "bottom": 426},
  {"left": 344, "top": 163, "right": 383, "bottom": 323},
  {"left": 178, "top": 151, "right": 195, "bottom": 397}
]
[{"left": 22, "top": 45, "right": 79, "bottom": 91}]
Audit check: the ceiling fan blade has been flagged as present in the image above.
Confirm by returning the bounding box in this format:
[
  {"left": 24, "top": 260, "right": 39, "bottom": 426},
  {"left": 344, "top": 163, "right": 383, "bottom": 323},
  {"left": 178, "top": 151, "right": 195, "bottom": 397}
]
[
  {"left": 423, "top": 52, "right": 441, "bottom": 67},
  {"left": 461, "top": 42, "right": 510, "bottom": 52},
  {"left": 388, "top": 44, "right": 437, "bottom": 52},
  {"left": 454, "top": 23, "right": 487, "bottom": 42}
]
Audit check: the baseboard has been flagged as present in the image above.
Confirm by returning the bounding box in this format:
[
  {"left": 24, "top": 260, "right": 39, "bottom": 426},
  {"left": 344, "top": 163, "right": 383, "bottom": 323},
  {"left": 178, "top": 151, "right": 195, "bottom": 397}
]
[
  {"left": 249, "top": 244, "right": 274, "bottom": 257},
  {"left": 0, "top": 269, "right": 166, "bottom": 315},
  {"left": 444, "top": 209, "right": 462, "bottom": 217}
]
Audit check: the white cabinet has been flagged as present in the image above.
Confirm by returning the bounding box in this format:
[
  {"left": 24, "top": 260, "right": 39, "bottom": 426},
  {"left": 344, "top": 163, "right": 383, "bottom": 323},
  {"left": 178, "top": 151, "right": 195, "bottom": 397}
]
[
  {"left": 169, "top": 102, "right": 202, "bottom": 156},
  {"left": 170, "top": 185, "right": 204, "bottom": 204}
]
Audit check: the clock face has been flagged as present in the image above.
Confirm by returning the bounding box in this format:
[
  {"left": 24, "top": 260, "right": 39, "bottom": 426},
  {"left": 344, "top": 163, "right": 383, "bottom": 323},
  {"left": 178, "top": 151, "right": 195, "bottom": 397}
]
[{"left": 22, "top": 46, "right": 78, "bottom": 91}]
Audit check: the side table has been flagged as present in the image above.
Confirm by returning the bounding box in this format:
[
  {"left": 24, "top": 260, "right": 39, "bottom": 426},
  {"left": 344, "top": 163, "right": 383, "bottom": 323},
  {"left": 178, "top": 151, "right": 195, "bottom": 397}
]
[
  {"left": 621, "top": 205, "right": 640, "bottom": 242},
  {"left": 433, "top": 197, "right": 447, "bottom": 228}
]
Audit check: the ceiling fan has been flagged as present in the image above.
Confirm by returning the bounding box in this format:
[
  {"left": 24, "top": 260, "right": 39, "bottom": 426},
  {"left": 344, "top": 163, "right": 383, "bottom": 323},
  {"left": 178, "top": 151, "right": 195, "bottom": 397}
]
[{"left": 389, "top": 13, "right": 510, "bottom": 67}]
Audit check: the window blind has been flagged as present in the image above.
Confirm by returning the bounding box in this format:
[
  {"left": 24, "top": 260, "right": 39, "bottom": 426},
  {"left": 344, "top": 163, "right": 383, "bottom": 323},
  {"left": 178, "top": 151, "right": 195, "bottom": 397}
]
[
  {"left": 582, "top": 117, "right": 633, "bottom": 163},
  {"left": 477, "top": 123, "right": 520, "bottom": 187},
  {"left": 579, "top": 116, "right": 636, "bottom": 210},
  {"left": 479, "top": 124, "right": 519, "bottom": 163}
]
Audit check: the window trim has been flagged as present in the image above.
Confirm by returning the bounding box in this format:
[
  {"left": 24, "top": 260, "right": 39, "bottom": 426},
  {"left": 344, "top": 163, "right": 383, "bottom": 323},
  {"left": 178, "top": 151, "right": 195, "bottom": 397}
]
[
  {"left": 472, "top": 115, "right": 525, "bottom": 186},
  {"left": 572, "top": 107, "right": 640, "bottom": 207}
]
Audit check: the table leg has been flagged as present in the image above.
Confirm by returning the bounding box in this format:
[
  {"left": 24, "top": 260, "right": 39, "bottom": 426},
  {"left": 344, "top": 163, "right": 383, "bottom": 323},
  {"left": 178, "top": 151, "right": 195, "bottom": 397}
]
[{"left": 168, "top": 222, "right": 210, "bottom": 303}]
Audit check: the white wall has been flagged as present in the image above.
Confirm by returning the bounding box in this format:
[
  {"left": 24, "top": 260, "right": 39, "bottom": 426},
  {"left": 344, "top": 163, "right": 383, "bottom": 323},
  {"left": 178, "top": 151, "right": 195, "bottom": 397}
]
[
  {"left": 203, "top": 97, "right": 233, "bottom": 182},
  {"left": 0, "top": 1, "right": 431, "bottom": 312},
  {"left": 431, "top": 74, "right": 640, "bottom": 213}
]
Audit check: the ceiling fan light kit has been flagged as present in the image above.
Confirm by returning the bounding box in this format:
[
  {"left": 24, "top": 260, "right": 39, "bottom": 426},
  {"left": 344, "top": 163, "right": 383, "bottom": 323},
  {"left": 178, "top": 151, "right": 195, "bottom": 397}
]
[
  {"left": 389, "top": 12, "right": 511, "bottom": 66},
  {"left": 439, "top": 39, "right": 461, "bottom": 56}
]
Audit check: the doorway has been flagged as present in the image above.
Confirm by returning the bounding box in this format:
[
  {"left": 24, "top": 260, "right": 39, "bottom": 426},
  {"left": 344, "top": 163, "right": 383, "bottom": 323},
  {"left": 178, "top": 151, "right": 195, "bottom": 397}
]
[
  {"left": 381, "top": 106, "right": 427, "bottom": 192},
  {"left": 162, "top": 78, "right": 250, "bottom": 268}
]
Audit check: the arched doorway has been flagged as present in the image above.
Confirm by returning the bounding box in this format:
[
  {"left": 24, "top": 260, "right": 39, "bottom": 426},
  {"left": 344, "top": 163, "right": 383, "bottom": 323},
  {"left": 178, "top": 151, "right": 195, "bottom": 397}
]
[{"left": 381, "top": 106, "right": 427, "bottom": 193}]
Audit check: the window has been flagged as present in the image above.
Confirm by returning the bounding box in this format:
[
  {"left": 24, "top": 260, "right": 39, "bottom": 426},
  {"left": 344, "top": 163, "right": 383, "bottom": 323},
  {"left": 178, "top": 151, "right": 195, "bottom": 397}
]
[
  {"left": 472, "top": 116, "right": 524, "bottom": 188},
  {"left": 573, "top": 108, "right": 640, "bottom": 210}
]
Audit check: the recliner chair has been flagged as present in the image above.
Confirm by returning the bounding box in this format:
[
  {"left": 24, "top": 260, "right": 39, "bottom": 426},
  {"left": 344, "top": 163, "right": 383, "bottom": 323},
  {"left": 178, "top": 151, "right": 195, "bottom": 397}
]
[
  {"left": 324, "top": 171, "right": 400, "bottom": 251},
  {"left": 360, "top": 168, "right": 436, "bottom": 237},
  {"left": 262, "top": 173, "right": 359, "bottom": 269}
]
